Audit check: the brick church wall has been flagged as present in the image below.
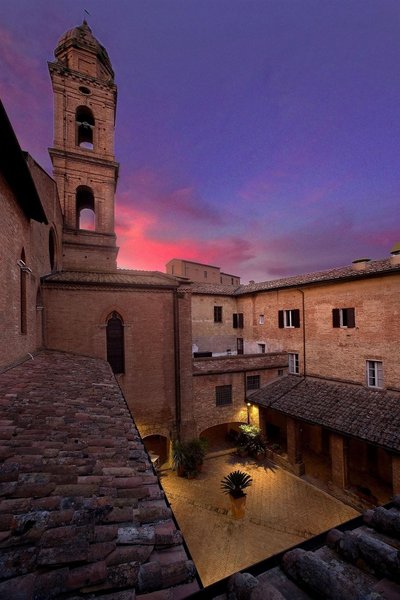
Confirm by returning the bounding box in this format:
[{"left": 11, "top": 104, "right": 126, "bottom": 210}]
[{"left": 43, "top": 284, "right": 194, "bottom": 439}]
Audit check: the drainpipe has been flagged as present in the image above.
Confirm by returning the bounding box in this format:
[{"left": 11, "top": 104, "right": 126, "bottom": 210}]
[
  {"left": 298, "top": 289, "right": 306, "bottom": 377},
  {"left": 173, "top": 289, "right": 182, "bottom": 439}
]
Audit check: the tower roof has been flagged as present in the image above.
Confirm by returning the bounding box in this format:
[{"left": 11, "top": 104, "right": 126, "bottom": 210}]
[{"left": 55, "top": 20, "right": 114, "bottom": 79}]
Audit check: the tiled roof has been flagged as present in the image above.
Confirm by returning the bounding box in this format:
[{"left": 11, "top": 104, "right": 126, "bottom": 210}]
[
  {"left": 249, "top": 375, "right": 400, "bottom": 452},
  {"left": 201, "top": 500, "right": 400, "bottom": 599},
  {"left": 190, "top": 258, "right": 400, "bottom": 296},
  {"left": 43, "top": 270, "right": 180, "bottom": 288},
  {"left": 188, "top": 283, "right": 241, "bottom": 296},
  {"left": 0, "top": 351, "right": 198, "bottom": 599},
  {"left": 236, "top": 258, "right": 400, "bottom": 294}
]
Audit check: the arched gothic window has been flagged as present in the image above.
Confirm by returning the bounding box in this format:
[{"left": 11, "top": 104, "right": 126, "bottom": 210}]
[
  {"left": 106, "top": 312, "right": 125, "bottom": 374},
  {"left": 76, "top": 106, "right": 95, "bottom": 149},
  {"left": 76, "top": 186, "right": 95, "bottom": 230}
]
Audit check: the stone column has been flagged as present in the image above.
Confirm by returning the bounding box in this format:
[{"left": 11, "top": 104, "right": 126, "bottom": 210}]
[{"left": 330, "top": 433, "right": 349, "bottom": 489}]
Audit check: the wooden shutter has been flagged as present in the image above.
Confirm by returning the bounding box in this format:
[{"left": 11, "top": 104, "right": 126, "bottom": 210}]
[
  {"left": 278, "top": 310, "right": 284, "bottom": 328},
  {"left": 347, "top": 308, "right": 355, "bottom": 328},
  {"left": 332, "top": 308, "right": 340, "bottom": 328},
  {"left": 238, "top": 313, "right": 244, "bottom": 328},
  {"left": 233, "top": 313, "right": 238, "bottom": 328},
  {"left": 293, "top": 309, "right": 300, "bottom": 328}
]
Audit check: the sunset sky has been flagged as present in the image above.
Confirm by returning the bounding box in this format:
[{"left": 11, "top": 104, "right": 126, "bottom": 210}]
[{"left": 2, "top": 0, "right": 400, "bottom": 282}]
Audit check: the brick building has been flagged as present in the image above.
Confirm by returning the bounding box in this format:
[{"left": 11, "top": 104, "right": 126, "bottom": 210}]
[
  {"left": 1, "top": 17, "right": 400, "bottom": 598},
  {"left": 186, "top": 255, "right": 400, "bottom": 502}
]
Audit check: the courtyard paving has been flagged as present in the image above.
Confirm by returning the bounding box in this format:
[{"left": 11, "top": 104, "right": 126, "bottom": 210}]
[{"left": 160, "top": 453, "right": 359, "bottom": 586}]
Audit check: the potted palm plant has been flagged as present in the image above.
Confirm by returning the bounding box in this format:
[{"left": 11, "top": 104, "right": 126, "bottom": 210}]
[
  {"left": 172, "top": 440, "right": 187, "bottom": 477},
  {"left": 221, "top": 470, "right": 253, "bottom": 519}
]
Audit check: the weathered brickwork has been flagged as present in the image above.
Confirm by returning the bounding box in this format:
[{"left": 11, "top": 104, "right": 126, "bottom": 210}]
[
  {"left": 0, "top": 158, "right": 62, "bottom": 370},
  {"left": 192, "top": 355, "right": 285, "bottom": 436},
  {"left": 42, "top": 284, "right": 187, "bottom": 439},
  {"left": 191, "top": 294, "right": 239, "bottom": 354}
]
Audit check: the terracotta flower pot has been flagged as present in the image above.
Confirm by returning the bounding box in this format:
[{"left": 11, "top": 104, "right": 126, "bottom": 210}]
[{"left": 229, "top": 494, "right": 247, "bottom": 519}]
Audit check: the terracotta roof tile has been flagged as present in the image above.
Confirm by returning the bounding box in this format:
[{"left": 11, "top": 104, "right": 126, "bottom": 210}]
[
  {"left": 0, "top": 350, "right": 199, "bottom": 598},
  {"left": 190, "top": 258, "right": 400, "bottom": 296},
  {"left": 43, "top": 270, "right": 180, "bottom": 288},
  {"left": 249, "top": 375, "right": 400, "bottom": 451}
]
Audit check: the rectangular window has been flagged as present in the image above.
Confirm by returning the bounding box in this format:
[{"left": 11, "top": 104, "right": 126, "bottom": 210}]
[
  {"left": 278, "top": 369, "right": 284, "bottom": 377},
  {"left": 366, "top": 360, "right": 383, "bottom": 388},
  {"left": 259, "top": 314, "right": 265, "bottom": 325},
  {"left": 233, "top": 313, "right": 244, "bottom": 328},
  {"left": 278, "top": 309, "right": 300, "bottom": 328},
  {"left": 258, "top": 343, "right": 265, "bottom": 353},
  {"left": 288, "top": 352, "right": 299, "bottom": 375},
  {"left": 214, "top": 306, "right": 222, "bottom": 323},
  {"left": 216, "top": 385, "right": 232, "bottom": 406},
  {"left": 237, "top": 338, "right": 244, "bottom": 355},
  {"left": 246, "top": 375, "right": 260, "bottom": 391},
  {"left": 332, "top": 308, "right": 355, "bottom": 328}
]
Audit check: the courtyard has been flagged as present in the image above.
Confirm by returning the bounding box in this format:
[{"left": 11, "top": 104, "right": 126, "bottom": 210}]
[{"left": 160, "top": 453, "right": 359, "bottom": 586}]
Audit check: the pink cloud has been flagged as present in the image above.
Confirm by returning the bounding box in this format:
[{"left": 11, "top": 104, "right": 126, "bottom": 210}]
[{"left": 115, "top": 203, "right": 253, "bottom": 274}]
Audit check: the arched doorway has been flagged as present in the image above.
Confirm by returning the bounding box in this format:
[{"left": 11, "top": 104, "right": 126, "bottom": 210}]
[
  {"left": 200, "top": 422, "right": 245, "bottom": 453},
  {"left": 143, "top": 435, "right": 169, "bottom": 468}
]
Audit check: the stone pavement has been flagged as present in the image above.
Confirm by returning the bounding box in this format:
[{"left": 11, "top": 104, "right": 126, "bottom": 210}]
[{"left": 160, "top": 454, "right": 359, "bottom": 587}]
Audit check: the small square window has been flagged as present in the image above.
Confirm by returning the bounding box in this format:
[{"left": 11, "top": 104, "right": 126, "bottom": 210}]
[
  {"left": 278, "top": 369, "right": 284, "bottom": 377},
  {"left": 216, "top": 385, "right": 232, "bottom": 406},
  {"left": 366, "top": 360, "right": 383, "bottom": 388},
  {"left": 258, "top": 343, "right": 265, "bottom": 353},
  {"left": 246, "top": 375, "right": 260, "bottom": 391},
  {"left": 288, "top": 353, "right": 299, "bottom": 375}
]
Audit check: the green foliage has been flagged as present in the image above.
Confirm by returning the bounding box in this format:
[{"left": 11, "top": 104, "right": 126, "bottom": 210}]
[
  {"left": 221, "top": 470, "right": 253, "bottom": 498},
  {"left": 237, "top": 424, "right": 266, "bottom": 456},
  {"left": 172, "top": 438, "right": 208, "bottom": 477}
]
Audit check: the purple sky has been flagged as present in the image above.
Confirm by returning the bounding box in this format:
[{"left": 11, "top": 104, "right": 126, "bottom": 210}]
[{"left": 2, "top": 0, "right": 400, "bottom": 282}]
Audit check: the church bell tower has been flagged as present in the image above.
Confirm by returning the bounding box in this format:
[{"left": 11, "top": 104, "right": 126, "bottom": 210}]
[{"left": 48, "top": 20, "right": 119, "bottom": 271}]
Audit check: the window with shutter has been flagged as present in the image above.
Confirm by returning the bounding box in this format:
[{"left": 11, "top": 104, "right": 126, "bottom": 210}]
[
  {"left": 214, "top": 306, "right": 222, "bottom": 323},
  {"left": 332, "top": 308, "right": 356, "bottom": 328},
  {"left": 280, "top": 309, "right": 300, "bottom": 328},
  {"left": 233, "top": 313, "right": 243, "bottom": 328},
  {"left": 106, "top": 312, "right": 125, "bottom": 374},
  {"left": 237, "top": 338, "right": 244, "bottom": 355}
]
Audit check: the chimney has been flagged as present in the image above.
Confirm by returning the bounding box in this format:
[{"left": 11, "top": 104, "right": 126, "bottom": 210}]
[
  {"left": 390, "top": 242, "right": 400, "bottom": 266},
  {"left": 352, "top": 258, "right": 371, "bottom": 271}
]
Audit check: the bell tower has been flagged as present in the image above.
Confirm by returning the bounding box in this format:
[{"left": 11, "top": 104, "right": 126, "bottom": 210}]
[{"left": 48, "top": 20, "right": 119, "bottom": 271}]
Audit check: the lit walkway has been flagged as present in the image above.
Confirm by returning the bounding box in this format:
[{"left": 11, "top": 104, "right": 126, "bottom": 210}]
[{"left": 160, "top": 454, "right": 359, "bottom": 586}]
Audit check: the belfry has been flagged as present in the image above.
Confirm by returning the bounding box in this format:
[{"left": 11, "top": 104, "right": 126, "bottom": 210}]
[{"left": 48, "top": 20, "right": 119, "bottom": 271}]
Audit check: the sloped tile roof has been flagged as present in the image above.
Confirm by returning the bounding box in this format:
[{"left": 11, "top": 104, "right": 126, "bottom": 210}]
[
  {"left": 190, "top": 258, "right": 400, "bottom": 297},
  {"left": 236, "top": 258, "right": 400, "bottom": 294},
  {"left": 200, "top": 500, "right": 400, "bottom": 599},
  {"left": 249, "top": 375, "right": 400, "bottom": 452},
  {"left": 0, "top": 351, "right": 198, "bottom": 598},
  {"left": 43, "top": 270, "right": 180, "bottom": 288},
  {"left": 188, "top": 283, "right": 241, "bottom": 296}
]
